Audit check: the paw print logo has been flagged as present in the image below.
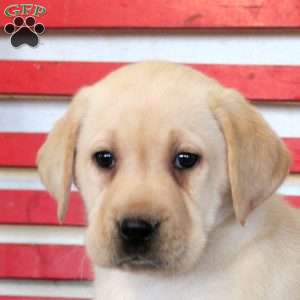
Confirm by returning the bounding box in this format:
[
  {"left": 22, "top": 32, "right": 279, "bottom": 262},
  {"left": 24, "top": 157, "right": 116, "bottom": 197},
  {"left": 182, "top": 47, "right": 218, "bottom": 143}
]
[{"left": 4, "top": 16, "right": 45, "bottom": 47}]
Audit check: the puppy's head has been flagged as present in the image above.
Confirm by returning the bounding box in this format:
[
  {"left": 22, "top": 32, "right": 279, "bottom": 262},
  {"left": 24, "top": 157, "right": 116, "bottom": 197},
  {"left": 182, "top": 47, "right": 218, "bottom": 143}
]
[{"left": 37, "top": 61, "right": 290, "bottom": 274}]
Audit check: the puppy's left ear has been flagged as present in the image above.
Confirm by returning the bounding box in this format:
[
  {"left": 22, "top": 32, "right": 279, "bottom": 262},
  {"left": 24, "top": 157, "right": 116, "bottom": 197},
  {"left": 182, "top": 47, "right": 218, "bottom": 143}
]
[
  {"left": 37, "top": 87, "right": 89, "bottom": 222},
  {"left": 209, "top": 89, "right": 291, "bottom": 225}
]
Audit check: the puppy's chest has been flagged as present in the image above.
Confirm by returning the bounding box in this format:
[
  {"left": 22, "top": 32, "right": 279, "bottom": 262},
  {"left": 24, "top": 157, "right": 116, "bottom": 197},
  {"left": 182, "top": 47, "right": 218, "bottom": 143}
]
[{"left": 94, "top": 269, "right": 235, "bottom": 300}]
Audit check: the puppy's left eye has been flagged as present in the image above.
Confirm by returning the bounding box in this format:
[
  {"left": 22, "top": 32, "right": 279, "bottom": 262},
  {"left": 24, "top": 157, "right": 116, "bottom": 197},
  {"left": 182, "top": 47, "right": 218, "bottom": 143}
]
[
  {"left": 174, "top": 152, "right": 200, "bottom": 170},
  {"left": 94, "top": 151, "right": 116, "bottom": 169}
]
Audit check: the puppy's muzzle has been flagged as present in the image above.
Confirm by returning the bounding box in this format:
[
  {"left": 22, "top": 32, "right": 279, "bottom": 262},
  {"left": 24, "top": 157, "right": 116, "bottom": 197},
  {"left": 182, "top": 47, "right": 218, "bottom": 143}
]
[{"left": 118, "top": 218, "right": 160, "bottom": 255}]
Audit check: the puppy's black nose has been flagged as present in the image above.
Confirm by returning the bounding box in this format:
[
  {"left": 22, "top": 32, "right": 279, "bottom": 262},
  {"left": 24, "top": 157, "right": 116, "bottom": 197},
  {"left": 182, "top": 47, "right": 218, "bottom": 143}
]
[{"left": 119, "top": 218, "right": 158, "bottom": 243}]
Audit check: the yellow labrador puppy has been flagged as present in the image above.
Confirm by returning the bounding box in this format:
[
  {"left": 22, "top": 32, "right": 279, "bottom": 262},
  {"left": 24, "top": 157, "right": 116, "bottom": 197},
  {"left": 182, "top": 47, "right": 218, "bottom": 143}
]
[{"left": 37, "top": 61, "right": 300, "bottom": 300}]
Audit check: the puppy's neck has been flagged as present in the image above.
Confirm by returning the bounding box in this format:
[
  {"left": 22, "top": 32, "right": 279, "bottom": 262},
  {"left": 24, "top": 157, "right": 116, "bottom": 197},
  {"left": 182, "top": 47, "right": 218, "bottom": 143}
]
[{"left": 202, "top": 200, "right": 267, "bottom": 268}]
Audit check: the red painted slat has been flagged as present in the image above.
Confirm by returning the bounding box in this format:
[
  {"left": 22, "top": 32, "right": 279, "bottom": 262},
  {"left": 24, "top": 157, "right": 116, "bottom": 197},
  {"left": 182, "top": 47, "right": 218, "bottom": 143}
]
[
  {"left": 0, "top": 0, "right": 299, "bottom": 29},
  {"left": 0, "top": 133, "right": 299, "bottom": 172},
  {"left": 285, "top": 196, "right": 300, "bottom": 208},
  {"left": 0, "top": 190, "right": 85, "bottom": 226},
  {"left": 0, "top": 190, "right": 298, "bottom": 226},
  {"left": 1, "top": 61, "right": 300, "bottom": 102},
  {"left": 285, "top": 138, "right": 300, "bottom": 172},
  {"left": 0, "top": 133, "right": 45, "bottom": 168},
  {"left": 0, "top": 244, "right": 93, "bottom": 280}
]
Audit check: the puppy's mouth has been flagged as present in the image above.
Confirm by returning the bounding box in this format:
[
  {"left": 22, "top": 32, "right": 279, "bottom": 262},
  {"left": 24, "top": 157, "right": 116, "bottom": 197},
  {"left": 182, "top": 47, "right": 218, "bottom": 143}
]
[{"left": 115, "top": 255, "right": 163, "bottom": 270}]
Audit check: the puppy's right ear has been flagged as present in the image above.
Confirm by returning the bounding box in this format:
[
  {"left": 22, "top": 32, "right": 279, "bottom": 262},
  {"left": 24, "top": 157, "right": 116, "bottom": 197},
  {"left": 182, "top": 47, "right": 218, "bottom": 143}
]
[{"left": 37, "top": 87, "right": 89, "bottom": 222}]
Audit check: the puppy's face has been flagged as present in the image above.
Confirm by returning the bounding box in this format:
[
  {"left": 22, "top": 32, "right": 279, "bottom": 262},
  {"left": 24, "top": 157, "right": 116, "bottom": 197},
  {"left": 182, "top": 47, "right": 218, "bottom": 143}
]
[
  {"left": 76, "top": 68, "right": 228, "bottom": 272},
  {"left": 37, "top": 62, "right": 290, "bottom": 275}
]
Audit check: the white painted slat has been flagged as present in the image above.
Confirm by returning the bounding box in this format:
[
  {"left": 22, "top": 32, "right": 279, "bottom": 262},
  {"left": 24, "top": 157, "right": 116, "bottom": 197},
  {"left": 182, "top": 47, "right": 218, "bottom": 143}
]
[
  {"left": 0, "top": 168, "right": 299, "bottom": 195},
  {"left": 0, "top": 100, "right": 68, "bottom": 133},
  {"left": 278, "top": 174, "right": 300, "bottom": 196},
  {"left": 1, "top": 31, "right": 300, "bottom": 65},
  {"left": 0, "top": 279, "right": 92, "bottom": 298},
  {"left": 0, "top": 225, "right": 85, "bottom": 245},
  {"left": 0, "top": 168, "right": 78, "bottom": 190},
  {"left": 256, "top": 104, "right": 300, "bottom": 137},
  {"left": 0, "top": 168, "right": 43, "bottom": 190},
  {"left": 0, "top": 100, "right": 299, "bottom": 137}
]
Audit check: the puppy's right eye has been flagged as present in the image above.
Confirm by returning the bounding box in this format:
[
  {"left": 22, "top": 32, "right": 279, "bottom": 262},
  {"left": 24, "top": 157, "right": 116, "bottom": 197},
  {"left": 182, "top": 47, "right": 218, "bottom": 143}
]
[
  {"left": 94, "top": 151, "right": 116, "bottom": 169},
  {"left": 173, "top": 152, "right": 200, "bottom": 170}
]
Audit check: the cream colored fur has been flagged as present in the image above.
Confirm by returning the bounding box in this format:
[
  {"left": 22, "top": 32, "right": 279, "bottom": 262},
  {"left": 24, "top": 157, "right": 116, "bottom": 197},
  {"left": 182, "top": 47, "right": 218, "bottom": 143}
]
[{"left": 37, "top": 61, "right": 300, "bottom": 300}]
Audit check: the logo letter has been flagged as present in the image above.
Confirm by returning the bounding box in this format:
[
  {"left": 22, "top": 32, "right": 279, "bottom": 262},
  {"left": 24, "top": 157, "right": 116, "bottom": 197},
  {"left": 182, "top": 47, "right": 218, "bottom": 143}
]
[
  {"left": 4, "top": 4, "right": 20, "bottom": 17},
  {"left": 33, "top": 5, "right": 46, "bottom": 17},
  {"left": 21, "top": 4, "right": 33, "bottom": 15}
]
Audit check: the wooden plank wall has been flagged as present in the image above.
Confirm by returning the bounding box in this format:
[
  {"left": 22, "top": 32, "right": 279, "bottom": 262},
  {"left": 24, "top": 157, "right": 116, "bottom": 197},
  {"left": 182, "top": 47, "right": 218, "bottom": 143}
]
[{"left": 0, "top": 1, "right": 299, "bottom": 299}]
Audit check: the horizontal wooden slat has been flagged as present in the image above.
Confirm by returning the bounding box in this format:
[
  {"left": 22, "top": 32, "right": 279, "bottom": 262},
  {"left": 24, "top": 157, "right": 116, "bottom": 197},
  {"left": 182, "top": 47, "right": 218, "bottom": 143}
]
[
  {"left": 0, "top": 279, "right": 92, "bottom": 298},
  {"left": 1, "top": 61, "right": 300, "bottom": 102},
  {"left": 0, "top": 61, "right": 121, "bottom": 98},
  {"left": 0, "top": 190, "right": 85, "bottom": 226},
  {"left": 1, "top": 0, "right": 299, "bottom": 29},
  {"left": 0, "top": 190, "right": 298, "bottom": 226},
  {"left": 285, "top": 138, "right": 300, "bottom": 172},
  {"left": 0, "top": 133, "right": 45, "bottom": 168},
  {"left": 285, "top": 196, "right": 300, "bottom": 208},
  {"left": 1, "top": 134, "right": 299, "bottom": 172},
  {"left": 0, "top": 244, "right": 92, "bottom": 280},
  {"left": 0, "top": 295, "right": 91, "bottom": 300}
]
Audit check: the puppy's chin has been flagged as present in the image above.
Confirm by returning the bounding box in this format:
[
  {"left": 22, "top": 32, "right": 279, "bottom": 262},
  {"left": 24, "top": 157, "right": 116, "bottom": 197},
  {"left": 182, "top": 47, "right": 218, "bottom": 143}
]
[
  {"left": 114, "top": 255, "right": 165, "bottom": 273},
  {"left": 86, "top": 237, "right": 207, "bottom": 275}
]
